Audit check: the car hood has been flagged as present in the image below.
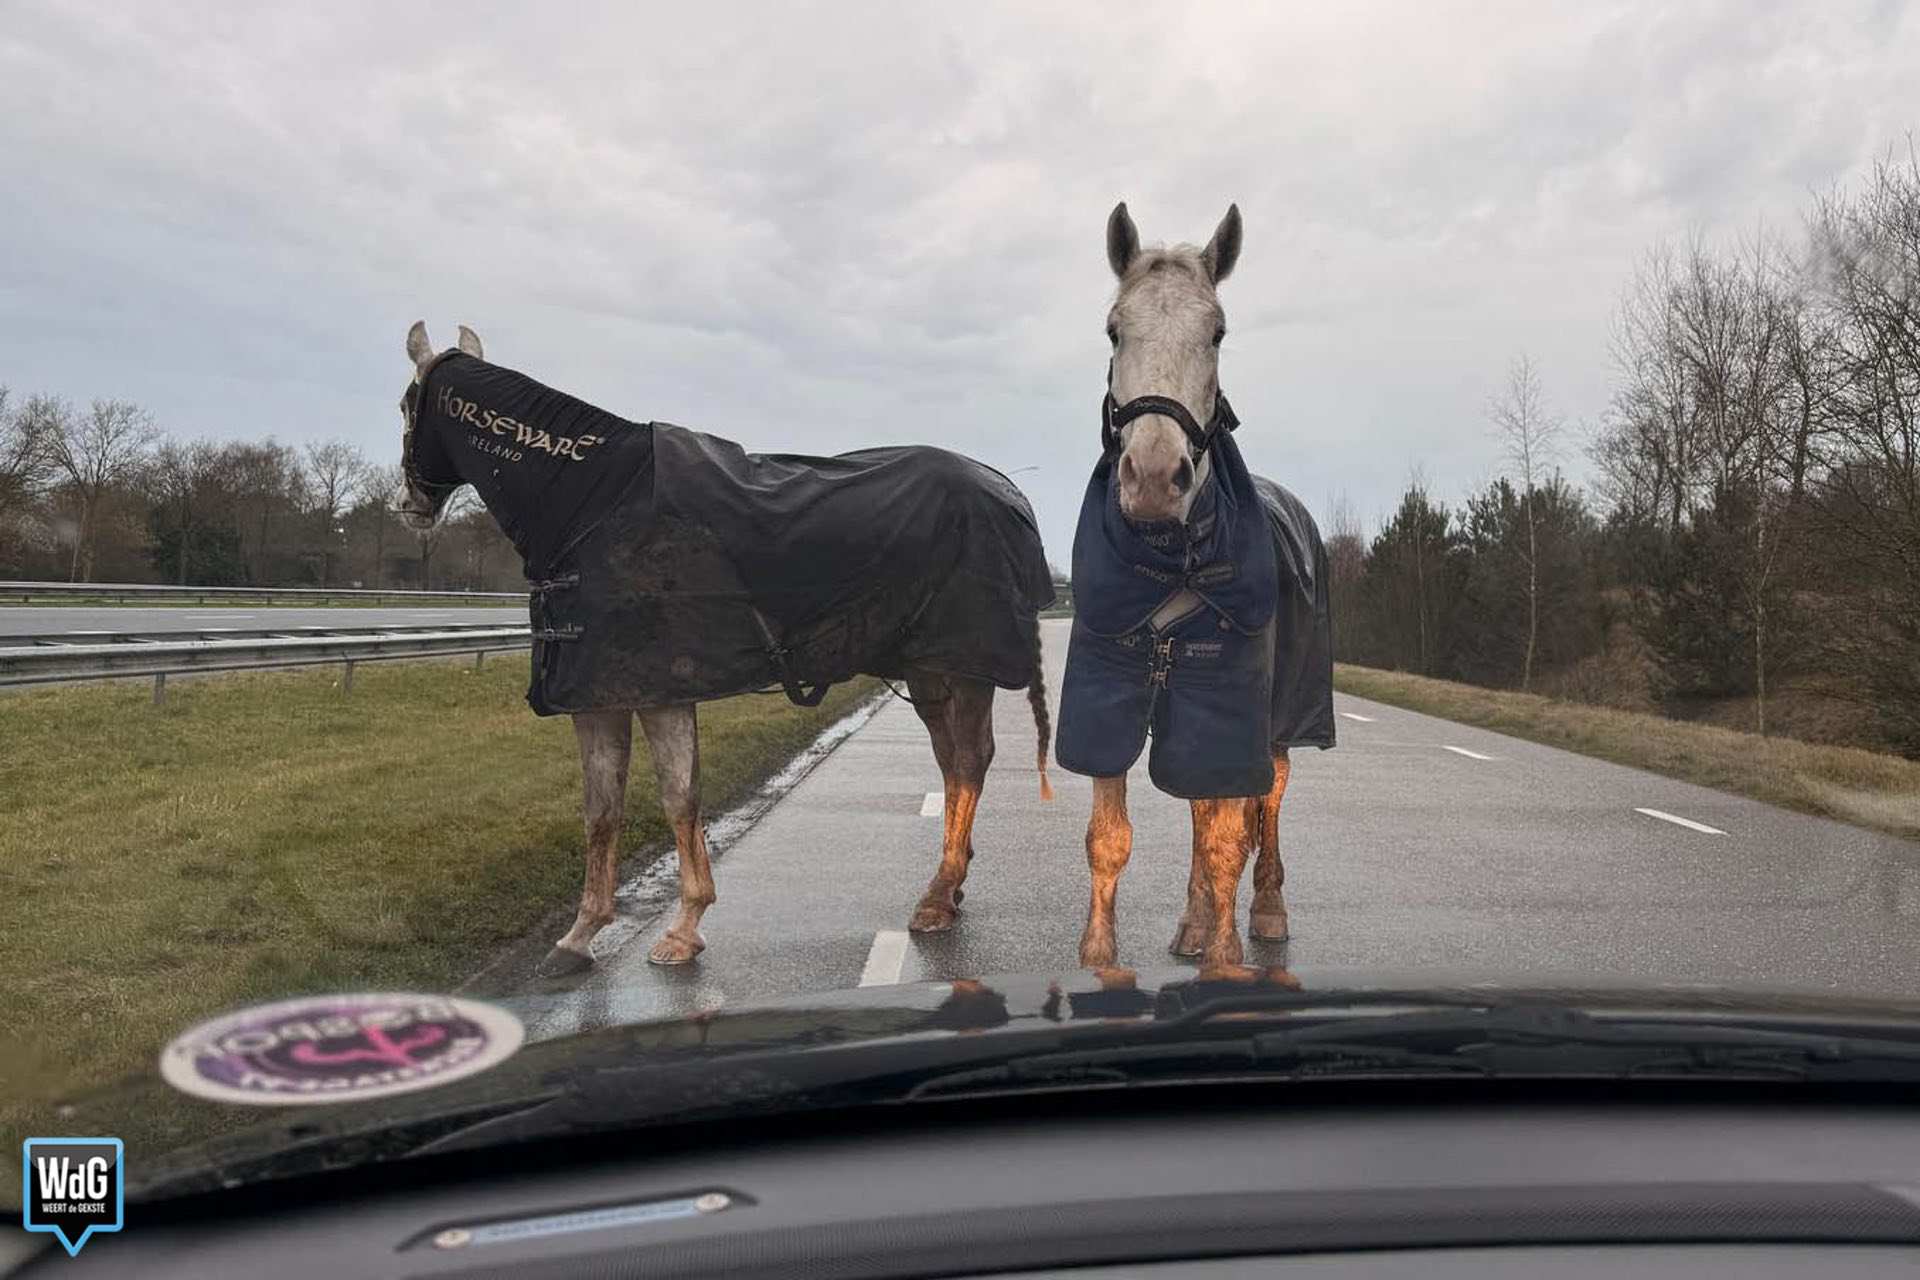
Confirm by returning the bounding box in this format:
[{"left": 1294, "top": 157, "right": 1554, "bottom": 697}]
[{"left": 66, "top": 963, "right": 1920, "bottom": 1201}]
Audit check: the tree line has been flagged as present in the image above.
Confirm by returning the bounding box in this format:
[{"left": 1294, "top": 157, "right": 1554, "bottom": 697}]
[
  {"left": 6, "top": 155, "right": 1917, "bottom": 755},
  {"left": 0, "top": 398, "right": 518, "bottom": 592},
  {"left": 1335, "top": 152, "right": 1920, "bottom": 758}
]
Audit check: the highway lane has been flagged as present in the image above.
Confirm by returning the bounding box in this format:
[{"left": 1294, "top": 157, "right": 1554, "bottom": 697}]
[
  {"left": 0, "top": 605, "right": 526, "bottom": 638},
  {"left": 500, "top": 617, "right": 1920, "bottom": 1037}
]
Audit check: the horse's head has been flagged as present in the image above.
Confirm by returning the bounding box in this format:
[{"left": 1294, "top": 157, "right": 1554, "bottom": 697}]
[
  {"left": 397, "top": 320, "right": 484, "bottom": 528},
  {"left": 1102, "top": 202, "right": 1241, "bottom": 524}
]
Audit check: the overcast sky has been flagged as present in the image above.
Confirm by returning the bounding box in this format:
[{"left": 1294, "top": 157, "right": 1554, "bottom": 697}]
[{"left": 3, "top": 2, "right": 1916, "bottom": 562}]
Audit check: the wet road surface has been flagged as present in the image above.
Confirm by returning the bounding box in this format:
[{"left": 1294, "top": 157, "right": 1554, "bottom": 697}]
[{"left": 495, "top": 618, "right": 1920, "bottom": 1038}]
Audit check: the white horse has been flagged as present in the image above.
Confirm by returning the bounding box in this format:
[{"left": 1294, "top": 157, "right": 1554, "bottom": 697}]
[{"left": 1077, "top": 203, "right": 1327, "bottom": 972}]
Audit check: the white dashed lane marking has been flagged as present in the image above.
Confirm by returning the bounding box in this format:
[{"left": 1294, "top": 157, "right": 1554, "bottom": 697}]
[
  {"left": 919, "top": 791, "right": 943, "bottom": 818},
  {"left": 1339, "top": 712, "right": 1376, "bottom": 723},
  {"left": 1443, "top": 745, "right": 1495, "bottom": 760},
  {"left": 1635, "top": 807, "right": 1728, "bottom": 836},
  {"left": 858, "top": 930, "right": 910, "bottom": 987}
]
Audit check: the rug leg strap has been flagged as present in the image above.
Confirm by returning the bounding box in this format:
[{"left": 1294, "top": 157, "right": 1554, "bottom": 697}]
[{"left": 750, "top": 607, "right": 833, "bottom": 707}]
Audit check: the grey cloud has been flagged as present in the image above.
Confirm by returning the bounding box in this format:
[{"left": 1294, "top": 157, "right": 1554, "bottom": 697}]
[{"left": 2, "top": 1, "right": 1917, "bottom": 561}]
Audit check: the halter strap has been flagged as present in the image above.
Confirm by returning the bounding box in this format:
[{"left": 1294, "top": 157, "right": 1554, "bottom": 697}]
[
  {"left": 1100, "top": 358, "right": 1240, "bottom": 457},
  {"left": 400, "top": 349, "right": 468, "bottom": 500}
]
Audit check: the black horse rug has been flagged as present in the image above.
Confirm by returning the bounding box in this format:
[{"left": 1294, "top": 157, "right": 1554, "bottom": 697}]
[
  {"left": 409, "top": 352, "right": 1054, "bottom": 713},
  {"left": 1055, "top": 428, "right": 1335, "bottom": 798}
]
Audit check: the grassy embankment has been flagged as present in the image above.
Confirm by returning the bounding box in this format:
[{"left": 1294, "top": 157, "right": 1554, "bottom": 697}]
[
  {"left": 1336, "top": 663, "right": 1920, "bottom": 841},
  {"left": 0, "top": 658, "right": 876, "bottom": 1198}
]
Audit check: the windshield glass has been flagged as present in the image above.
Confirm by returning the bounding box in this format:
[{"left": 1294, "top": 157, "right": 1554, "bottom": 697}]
[{"left": 4, "top": 0, "right": 1920, "bottom": 1220}]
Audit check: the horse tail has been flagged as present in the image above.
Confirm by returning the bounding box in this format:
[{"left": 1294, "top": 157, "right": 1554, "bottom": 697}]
[{"left": 1027, "top": 612, "right": 1054, "bottom": 801}]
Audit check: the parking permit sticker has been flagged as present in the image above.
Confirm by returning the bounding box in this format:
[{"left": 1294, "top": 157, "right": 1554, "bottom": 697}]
[{"left": 158, "top": 993, "right": 524, "bottom": 1106}]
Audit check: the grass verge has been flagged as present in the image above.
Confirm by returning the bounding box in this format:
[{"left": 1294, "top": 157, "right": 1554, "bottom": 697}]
[
  {"left": 0, "top": 658, "right": 876, "bottom": 1201},
  {"left": 1335, "top": 663, "right": 1920, "bottom": 842}
]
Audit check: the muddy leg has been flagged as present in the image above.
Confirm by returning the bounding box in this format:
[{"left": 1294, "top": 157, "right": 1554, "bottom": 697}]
[
  {"left": 639, "top": 703, "right": 712, "bottom": 965},
  {"left": 540, "top": 710, "right": 633, "bottom": 977},
  {"left": 908, "top": 675, "right": 994, "bottom": 933},
  {"left": 1194, "top": 796, "right": 1257, "bottom": 970},
  {"left": 1249, "top": 748, "right": 1292, "bottom": 941},
  {"left": 1079, "top": 774, "right": 1133, "bottom": 967}
]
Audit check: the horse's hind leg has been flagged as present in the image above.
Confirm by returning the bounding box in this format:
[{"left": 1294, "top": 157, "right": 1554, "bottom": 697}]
[
  {"left": 907, "top": 673, "right": 995, "bottom": 933},
  {"left": 1194, "top": 796, "right": 1257, "bottom": 970},
  {"left": 639, "top": 703, "right": 713, "bottom": 965},
  {"left": 1248, "top": 747, "right": 1292, "bottom": 941},
  {"left": 540, "top": 709, "right": 633, "bottom": 978},
  {"left": 1171, "top": 749, "right": 1292, "bottom": 955},
  {"left": 1169, "top": 856, "right": 1212, "bottom": 958}
]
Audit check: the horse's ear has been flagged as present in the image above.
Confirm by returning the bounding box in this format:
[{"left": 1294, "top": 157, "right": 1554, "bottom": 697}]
[
  {"left": 406, "top": 321, "right": 434, "bottom": 372},
  {"left": 456, "top": 324, "right": 484, "bottom": 359},
  {"left": 1203, "top": 204, "right": 1242, "bottom": 284},
  {"left": 1107, "top": 202, "right": 1140, "bottom": 279}
]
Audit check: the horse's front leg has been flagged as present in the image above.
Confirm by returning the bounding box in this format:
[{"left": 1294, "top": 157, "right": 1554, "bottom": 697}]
[
  {"left": 1079, "top": 774, "right": 1133, "bottom": 967},
  {"left": 907, "top": 675, "right": 994, "bottom": 933},
  {"left": 639, "top": 703, "right": 712, "bottom": 965},
  {"left": 1248, "top": 748, "right": 1292, "bottom": 941},
  {"left": 539, "top": 709, "right": 633, "bottom": 977}
]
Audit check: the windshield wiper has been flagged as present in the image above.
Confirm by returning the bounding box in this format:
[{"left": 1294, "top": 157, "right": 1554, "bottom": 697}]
[
  {"left": 904, "top": 1002, "right": 1920, "bottom": 1099},
  {"left": 133, "top": 1093, "right": 564, "bottom": 1201}
]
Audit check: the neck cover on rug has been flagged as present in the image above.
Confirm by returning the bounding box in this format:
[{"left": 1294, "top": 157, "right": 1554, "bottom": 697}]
[{"left": 1056, "top": 430, "right": 1283, "bottom": 798}]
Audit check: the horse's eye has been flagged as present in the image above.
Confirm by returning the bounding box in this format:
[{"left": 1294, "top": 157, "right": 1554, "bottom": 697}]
[{"left": 1212, "top": 326, "right": 1226, "bottom": 347}]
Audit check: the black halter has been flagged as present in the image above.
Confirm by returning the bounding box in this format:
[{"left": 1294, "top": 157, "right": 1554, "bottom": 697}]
[
  {"left": 1100, "top": 358, "right": 1240, "bottom": 458},
  {"left": 399, "top": 354, "right": 463, "bottom": 503}
]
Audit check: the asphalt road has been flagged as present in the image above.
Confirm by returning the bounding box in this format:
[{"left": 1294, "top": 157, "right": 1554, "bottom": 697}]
[
  {"left": 507, "top": 619, "right": 1920, "bottom": 1039},
  {"left": 0, "top": 605, "right": 526, "bottom": 638}
]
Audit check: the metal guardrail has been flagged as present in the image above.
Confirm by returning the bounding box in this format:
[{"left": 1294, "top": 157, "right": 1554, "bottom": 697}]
[
  {"left": 1, "top": 621, "right": 521, "bottom": 649},
  {"left": 0, "top": 625, "right": 532, "bottom": 703},
  {"left": 0, "top": 580, "right": 522, "bottom": 605}
]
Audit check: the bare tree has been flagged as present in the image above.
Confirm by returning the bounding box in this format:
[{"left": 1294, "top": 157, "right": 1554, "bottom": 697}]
[
  {"left": 42, "top": 397, "right": 158, "bottom": 581},
  {"left": 1485, "top": 354, "right": 1562, "bottom": 690},
  {"left": 1731, "top": 234, "right": 1803, "bottom": 736},
  {"left": 1596, "top": 244, "right": 1700, "bottom": 533},
  {"left": 349, "top": 463, "right": 405, "bottom": 588},
  {"left": 303, "top": 439, "right": 368, "bottom": 586},
  {"left": 1807, "top": 147, "right": 1920, "bottom": 750},
  {"left": 1322, "top": 491, "right": 1366, "bottom": 660},
  {"left": 413, "top": 489, "right": 480, "bottom": 587},
  {"left": 0, "top": 386, "right": 54, "bottom": 537},
  {"left": 144, "top": 439, "right": 224, "bottom": 585},
  {"left": 217, "top": 440, "right": 305, "bottom": 583}
]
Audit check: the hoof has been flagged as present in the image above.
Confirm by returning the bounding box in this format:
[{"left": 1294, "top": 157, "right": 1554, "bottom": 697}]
[
  {"left": 1248, "top": 911, "right": 1290, "bottom": 942},
  {"left": 648, "top": 933, "right": 705, "bottom": 966},
  {"left": 1168, "top": 917, "right": 1208, "bottom": 958},
  {"left": 535, "top": 945, "right": 593, "bottom": 978},
  {"left": 1197, "top": 962, "right": 1260, "bottom": 983},
  {"left": 909, "top": 900, "right": 959, "bottom": 933}
]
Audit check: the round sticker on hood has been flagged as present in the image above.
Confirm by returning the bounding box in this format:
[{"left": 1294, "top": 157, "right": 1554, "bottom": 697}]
[{"left": 158, "top": 993, "right": 525, "bottom": 1106}]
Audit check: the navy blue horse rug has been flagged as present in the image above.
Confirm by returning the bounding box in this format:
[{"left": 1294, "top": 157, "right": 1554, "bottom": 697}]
[
  {"left": 409, "top": 352, "right": 1055, "bottom": 713},
  {"left": 1055, "top": 429, "right": 1335, "bottom": 799}
]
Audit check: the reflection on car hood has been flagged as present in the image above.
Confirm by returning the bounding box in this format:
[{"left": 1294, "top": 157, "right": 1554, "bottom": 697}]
[{"left": 83, "top": 964, "right": 1920, "bottom": 1200}]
